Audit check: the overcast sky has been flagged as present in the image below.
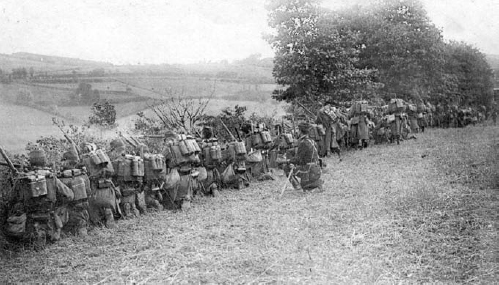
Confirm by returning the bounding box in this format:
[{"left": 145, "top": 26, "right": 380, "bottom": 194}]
[{"left": 0, "top": 0, "right": 497, "bottom": 65}]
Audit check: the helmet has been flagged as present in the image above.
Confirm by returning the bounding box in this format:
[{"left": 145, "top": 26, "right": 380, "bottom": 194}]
[{"left": 29, "top": 149, "right": 46, "bottom": 167}]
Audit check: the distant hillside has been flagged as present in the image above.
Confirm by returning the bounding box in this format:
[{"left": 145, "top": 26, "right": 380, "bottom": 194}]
[
  {"left": 11, "top": 52, "right": 113, "bottom": 68},
  {"left": 0, "top": 52, "right": 113, "bottom": 74},
  {"left": 0, "top": 52, "right": 275, "bottom": 83}
]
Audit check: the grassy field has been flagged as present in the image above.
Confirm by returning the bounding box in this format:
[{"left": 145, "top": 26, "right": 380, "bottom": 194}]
[
  {"left": 1, "top": 125, "right": 497, "bottom": 283},
  {"left": 0, "top": 102, "right": 63, "bottom": 154}
]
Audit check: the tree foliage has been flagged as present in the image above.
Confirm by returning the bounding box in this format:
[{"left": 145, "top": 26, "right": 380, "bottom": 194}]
[
  {"left": 266, "top": 0, "right": 376, "bottom": 103},
  {"left": 443, "top": 41, "right": 494, "bottom": 106},
  {"left": 72, "top": 82, "right": 100, "bottom": 105},
  {"left": 88, "top": 101, "right": 117, "bottom": 127},
  {"left": 266, "top": 0, "right": 495, "bottom": 108},
  {"left": 202, "top": 105, "right": 248, "bottom": 142},
  {"left": 342, "top": 0, "right": 446, "bottom": 101}
]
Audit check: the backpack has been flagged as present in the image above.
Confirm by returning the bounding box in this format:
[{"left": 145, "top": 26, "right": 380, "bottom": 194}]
[
  {"left": 234, "top": 141, "right": 247, "bottom": 155},
  {"left": 59, "top": 171, "right": 88, "bottom": 201},
  {"left": 260, "top": 131, "right": 272, "bottom": 144},
  {"left": 252, "top": 133, "right": 263, "bottom": 148},
  {"left": 114, "top": 155, "right": 144, "bottom": 182},
  {"left": 82, "top": 151, "right": 114, "bottom": 178},
  {"left": 144, "top": 154, "right": 166, "bottom": 181},
  {"left": 389, "top": 99, "right": 406, "bottom": 114},
  {"left": 308, "top": 124, "right": 320, "bottom": 140},
  {"left": 283, "top": 133, "right": 294, "bottom": 145}
]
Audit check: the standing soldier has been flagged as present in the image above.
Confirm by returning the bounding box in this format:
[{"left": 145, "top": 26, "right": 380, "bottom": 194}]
[
  {"left": 349, "top": 101, "right": 370, "bottom": 149},
  {"left": 316, "top": 103, "right": 334, "bottom": 157},
  {"left": 387, "top": 99, "right": 405, "bottom": 144}
]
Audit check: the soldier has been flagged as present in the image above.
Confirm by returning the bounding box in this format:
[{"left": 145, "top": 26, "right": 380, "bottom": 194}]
[
  {"left": 141, "top": 143, "right": 165, "bottom": 212},
  {"left": 387, "top": 99, "right": 405, "bottom": 145},
  {"left": 317, "top": 103, "right": 343, "bottom": 160},
  {"left": 59, "top": 150, "right": 91, "bottom": 237},
  {"left": 349, "top": 102, "right": 370, "bottom": 149},
  {"left": 242, "top": 123, "right": 273, "bottom": 181},
  {"left": 286, "top": 122, "right": 323, "bottom": 192},
  {"left": 109, "top": 139, "right": 142, "bottom": 218},
  {"left": 81, "top": 142, "right": 119, "bottom": 229},
  {"left": 5, "top": 149, "right": 74, "bottom": 248},
  {"left": 199, "top": 127, "right": 221, "bottom": 197},
  {"left": 163, "top": 134, "right": 200, "bottom": 210},
  {"left": 417, "top": 112, "right": 428, "bottom": 133},
  {"left": 492, "top": 108, "right": 497, "bottom": 126}
]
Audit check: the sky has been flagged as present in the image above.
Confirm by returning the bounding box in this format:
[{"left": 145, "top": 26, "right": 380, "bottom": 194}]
[{"left": 0, "top": 0, "right": 498, "bottom": 65}]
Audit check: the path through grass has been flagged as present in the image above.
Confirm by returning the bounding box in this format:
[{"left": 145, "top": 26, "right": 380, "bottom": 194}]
[{"left": 1, "top": 126, "right": 498, "bottom": 283}]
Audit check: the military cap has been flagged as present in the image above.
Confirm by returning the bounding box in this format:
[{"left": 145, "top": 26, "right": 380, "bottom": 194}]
[
  {"left": 29, "top": 149, "right": 46, "bottom": 167},
  {"left": 110, "top": 138, "right": 125, "bottom": 150},
  {"left": 62, "top": 150, "right": 79, "bottom": 162}
]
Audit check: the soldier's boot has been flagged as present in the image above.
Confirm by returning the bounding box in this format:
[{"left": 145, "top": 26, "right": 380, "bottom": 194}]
[
  {"left": 77, "top": 227, "right": 88, "bottom": 237},
  {"left": 52, "top": 213, "right": 63, "bottom": 241},
  {"left": 236, "top": 178, "right": 244, "bottom": 190},
  {"left": 211, "top": 185, "right": 219, "bottom": 197},
  {"left": 52, "top": 228, "right": 61, "bottom": 241},
  {"left": 104, "top": 208, "right": 116, "bottom": 229},
  {"left": 123, "top": 203, "right": 132, "bottom": 219},
  {"left": 180, "top": 199, "right": 191, "bottom": 210},
  {"left": 136, "top": 192, "right": 147, "bottom": 215},
  {"left": 152, "top": 200, "right": 163, "bottom": 211},
  {"left": 33, "top": 230, "right": 47, "bottom": 250},
  {"left": 131, "top": 203, "right": 140, "bottom": 217}
]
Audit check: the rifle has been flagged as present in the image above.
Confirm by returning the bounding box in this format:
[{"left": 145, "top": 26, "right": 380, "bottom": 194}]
[
  {"left": 53, "top": 117, "right": 80, "bottom": 160},
  {"left": 119, "top": 132, "right": 138, "bottom": 148},
  {"left": 219, "top": 119, "right": 236, "bottom": 141},
  {"left": 0, "top": 145, "right": 19, "bottom": 175},
  {"left": 234, "top": 127, "right": 243, "bottom": 142},
  {"left": 0, "top": 161, "right": 23, "bottom": 169},
  {"left": 296, "top": 101, "right": 317, "bottom": 120}
]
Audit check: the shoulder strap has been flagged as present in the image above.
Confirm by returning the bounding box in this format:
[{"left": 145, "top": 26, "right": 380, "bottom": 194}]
[{"left": 307, "top": 139, "right": 319, "bottom": 163}]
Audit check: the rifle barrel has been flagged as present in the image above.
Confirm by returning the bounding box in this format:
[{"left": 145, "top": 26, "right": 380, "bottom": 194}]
[{"left": 0, "top": 145, "right": 19, "bottom": 174}]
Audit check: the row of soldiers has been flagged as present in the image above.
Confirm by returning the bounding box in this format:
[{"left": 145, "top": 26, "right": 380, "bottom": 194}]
[
  {"left": 313, "top": 99, "right": 495, "bottom": 150},
  {"left": 1, "top": 98, "right": 494, "bottom": 248},
  {"left": 0, "top": 120, "right": 324, "bottom": 249}
]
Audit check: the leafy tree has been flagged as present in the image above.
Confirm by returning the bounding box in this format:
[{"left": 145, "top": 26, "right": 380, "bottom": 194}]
[
  {"left": 11, "top": 67, "right": 27, "bottom": 79},
  {"left": 339, "top": 0, "right": 446, "bottom": 101},
  {"left": 88, "top": 101, "right": 116, "bottom": 127},
  {"left": 16, "top": 88, "right": 34, "bottom": 105},
  {"left": 73, "top": 82, "right": 100, "bottom": 105},
  {"left": 266, "top": 0, "right": 376, "bottom": 103},
  {"left": 443, "top": 41, "right": 494, "bottom": 106},
  {"left": 133, "top": 111, "right": 164, "bottom": 135},
  {"left": 202, "top": 105, "right": 248, "bottom": 142}
]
